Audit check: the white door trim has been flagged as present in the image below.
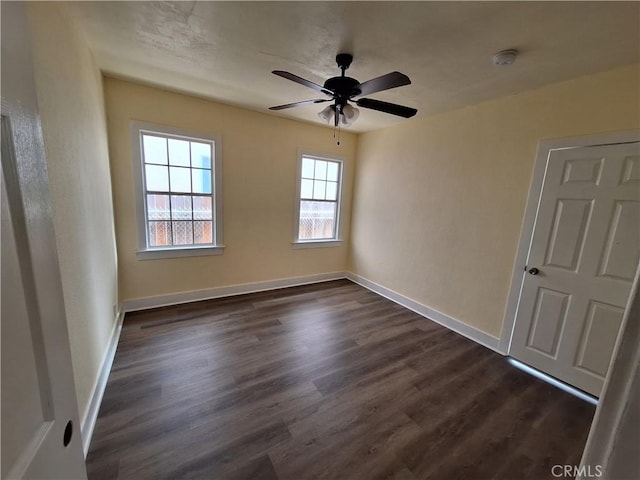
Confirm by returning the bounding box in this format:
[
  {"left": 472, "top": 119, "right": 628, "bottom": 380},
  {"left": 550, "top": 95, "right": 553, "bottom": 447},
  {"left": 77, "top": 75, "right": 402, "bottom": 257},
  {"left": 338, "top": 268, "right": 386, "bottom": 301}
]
[
  {"left": 499, "top": 130, "right": 640, "bottom": 354},
  {"left": 579, "top": 263, "right": 640, "bottom": 478}
]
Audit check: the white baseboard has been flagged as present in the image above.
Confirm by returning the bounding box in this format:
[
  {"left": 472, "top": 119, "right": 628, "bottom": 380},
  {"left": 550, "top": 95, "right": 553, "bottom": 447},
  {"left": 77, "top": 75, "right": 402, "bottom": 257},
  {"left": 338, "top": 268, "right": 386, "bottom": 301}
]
[
  {"left": 345, "top": 272, "right": 501, "bottom": 353},
  {"left": 122, "top": 272, "right": 347, "bottom": 312},
  {"left": 80, "top": 308, "right": 124, "bottom": 457}
]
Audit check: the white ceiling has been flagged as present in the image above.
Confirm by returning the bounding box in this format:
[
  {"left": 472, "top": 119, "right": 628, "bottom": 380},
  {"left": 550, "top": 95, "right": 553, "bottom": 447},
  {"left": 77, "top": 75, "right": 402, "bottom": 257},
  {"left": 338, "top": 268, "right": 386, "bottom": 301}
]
[{"left": 66, "top": 1, "right": 640, "bottom": 133}]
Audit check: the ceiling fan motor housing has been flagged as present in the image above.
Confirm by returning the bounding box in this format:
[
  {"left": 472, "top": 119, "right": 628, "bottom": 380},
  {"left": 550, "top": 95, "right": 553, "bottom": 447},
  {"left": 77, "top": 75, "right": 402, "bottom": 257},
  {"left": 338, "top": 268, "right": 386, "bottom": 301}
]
[{"left": 324, "top": 76, "right": 361, "bottom": 101}]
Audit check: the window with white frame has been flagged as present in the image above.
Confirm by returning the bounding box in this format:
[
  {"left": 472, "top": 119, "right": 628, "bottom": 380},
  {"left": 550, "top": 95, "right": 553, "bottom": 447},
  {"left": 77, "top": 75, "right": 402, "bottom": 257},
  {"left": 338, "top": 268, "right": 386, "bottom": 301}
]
[
  {"left": 295, "top": 153, "right": 343, "bottom": 243},
  {"left": 131, "top": 122, "right": 223, "bottom": 259}
]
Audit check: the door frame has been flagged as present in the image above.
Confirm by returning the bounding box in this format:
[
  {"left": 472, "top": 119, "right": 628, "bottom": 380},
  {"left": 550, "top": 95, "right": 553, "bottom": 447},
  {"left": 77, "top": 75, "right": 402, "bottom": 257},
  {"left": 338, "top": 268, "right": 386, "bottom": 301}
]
[
  {"left": 579, "top": 265, "right": 640, "bottom": 478},
  {"left": 499, "top": 130, "right": 640, "bottom": 355}
]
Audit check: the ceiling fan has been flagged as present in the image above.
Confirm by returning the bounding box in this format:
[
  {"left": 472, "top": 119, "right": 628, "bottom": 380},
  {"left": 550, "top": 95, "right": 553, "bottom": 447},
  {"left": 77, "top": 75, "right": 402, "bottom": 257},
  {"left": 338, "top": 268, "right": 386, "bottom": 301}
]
[{"left": 269, "top": 53, "right": 417, "bottom": 127}]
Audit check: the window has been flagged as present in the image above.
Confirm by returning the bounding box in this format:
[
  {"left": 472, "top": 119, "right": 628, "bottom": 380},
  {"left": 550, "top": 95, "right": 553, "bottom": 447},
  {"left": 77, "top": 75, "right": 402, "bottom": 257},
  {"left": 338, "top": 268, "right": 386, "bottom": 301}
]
[
  {"left": 131, "top": 122, "right": 223, "bottom": 259},
  {"left": 294, "top": 153, "right": 343, "bottom": 246}
]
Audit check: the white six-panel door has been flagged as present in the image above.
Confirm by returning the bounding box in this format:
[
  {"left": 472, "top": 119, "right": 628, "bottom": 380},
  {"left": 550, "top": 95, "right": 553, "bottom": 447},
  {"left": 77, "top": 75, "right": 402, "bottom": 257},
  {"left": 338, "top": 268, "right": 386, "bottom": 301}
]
[
  {"left": 510, "top": 141, "right": 640, "bottom": 397},
  {"left": 1, "top": 2, "right": 87, "bottom": 478}
]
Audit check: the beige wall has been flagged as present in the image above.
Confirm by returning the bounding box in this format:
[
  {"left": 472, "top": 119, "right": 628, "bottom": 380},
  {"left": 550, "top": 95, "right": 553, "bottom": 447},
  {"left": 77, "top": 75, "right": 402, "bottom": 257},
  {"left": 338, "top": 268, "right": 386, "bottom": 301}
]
[
  {"left": 27, "top": 4, "right": 119, "bottom": 426},
  {"left": 104, "top": 78, "right": 357, "bottom": 302},
  {"left": 350, "top": 64, "right": 640, "bottom": 339}
]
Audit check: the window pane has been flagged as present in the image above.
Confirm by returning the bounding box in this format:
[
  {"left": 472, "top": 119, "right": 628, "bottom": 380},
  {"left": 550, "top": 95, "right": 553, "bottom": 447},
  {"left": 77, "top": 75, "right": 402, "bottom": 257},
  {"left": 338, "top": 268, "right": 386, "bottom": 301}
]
[
  {"left": 313, "top": 180, "right": 326, "bottom": 200},
  {"left": 192, "top": 168, "right": 212, "bottom": 194},
  {"left": 327, "top": 162, "right": 339, "bottom": 181},
  {"left": 325, "top": 181, "right": 338, "bottom": 201},
  {"left": 301, "top": 179, "right": 313, "bottom": 199},
  {"left": 170, "top": 167, "right": 191, "bottom": 193},
  {"left": 168, "top": 139, "right": 190, "bottom": 166},
  {"left": 298, "top": 201, "right": 336, "bottom": 240},
  {"left": 191, "top": 142, "right": 211, "bottom": 169},
  {"left": 314, "top": 160, "right": 327, "bottom": 180},
  {"left": 147, "top": 194, "right": 170, "bottom": 220},
  {"left": 170, "top": 195, "right": 192, "bottom": 220},
  {"left": 172, "top": 221, "right": 193, "bottom": 245},
  {"left": 193, "top": 221, "right": 213, "bottom": 244},
  {"left": 140, "top": 130, "right": 219, "bottom": 251},
  {"left": 148, "top": 221, "right": 172, "bottom": 246},
  {"left": 145, "top": 165, "right": 169, "bottom": 191},
  {"left": 301, "top": 157, "right": 315, "bottom": 178},
  {"left": 143, "top": 135, "right": 167, "bottom": 165},
  {"left": 193, "top": 196, "right": 212, "bottom": 220}
]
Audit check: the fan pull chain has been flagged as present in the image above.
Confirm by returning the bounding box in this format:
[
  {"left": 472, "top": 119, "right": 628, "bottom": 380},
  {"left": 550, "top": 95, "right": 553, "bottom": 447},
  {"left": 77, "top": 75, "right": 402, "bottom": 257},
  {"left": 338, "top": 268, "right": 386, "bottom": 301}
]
[{"left": 333, "top": 123, "right": 341, "bottom": 146}]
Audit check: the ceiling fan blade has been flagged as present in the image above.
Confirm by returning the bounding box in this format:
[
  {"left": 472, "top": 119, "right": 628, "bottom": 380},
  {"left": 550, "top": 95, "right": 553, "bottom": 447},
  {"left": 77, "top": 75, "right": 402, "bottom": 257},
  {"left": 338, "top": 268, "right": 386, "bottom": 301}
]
[
  {"left": 269, "top": 99, "right": 331, "bottom": 110},
  {"left": 355, "top": 72, "right": 411, "bottom": 97},
  {"left": 356, "top": 98, "right": 417, "bottom": 118},
  {"left": 272, "top": 71, "right": 334, "bottom": 96}
]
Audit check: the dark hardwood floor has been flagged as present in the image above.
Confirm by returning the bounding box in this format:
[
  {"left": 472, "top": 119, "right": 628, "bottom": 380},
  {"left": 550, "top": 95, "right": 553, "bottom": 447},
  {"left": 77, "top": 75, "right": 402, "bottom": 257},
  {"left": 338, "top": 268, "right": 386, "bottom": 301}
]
[{"left": 86, "top": 280, "right": 595, "bottom": 480}]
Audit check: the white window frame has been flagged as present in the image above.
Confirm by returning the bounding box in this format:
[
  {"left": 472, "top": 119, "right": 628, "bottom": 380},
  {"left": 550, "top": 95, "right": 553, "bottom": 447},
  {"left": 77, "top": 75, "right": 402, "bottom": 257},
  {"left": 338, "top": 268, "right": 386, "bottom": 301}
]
[
  {"left": 130, "top": 121, "right": 224, "bottom": 260},
  {"left": 293, "top": 150, "right": 344, "bottom": 248}
]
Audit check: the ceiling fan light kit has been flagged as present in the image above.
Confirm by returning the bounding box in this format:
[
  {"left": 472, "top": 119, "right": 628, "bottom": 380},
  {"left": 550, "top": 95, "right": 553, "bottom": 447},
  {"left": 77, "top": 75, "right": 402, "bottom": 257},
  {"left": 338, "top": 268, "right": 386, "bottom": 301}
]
[
  {"left": 340, "top": 104, "right": 359, "bottom": 126},
  {"left": 318, "top": 104, "right": 335, "bottom": 123},
  {"left": 270, "top": 53, "right": 417, "bottom": 133},
  {"left": 318, "top": 103, "right": 360, "bottom": 126}
]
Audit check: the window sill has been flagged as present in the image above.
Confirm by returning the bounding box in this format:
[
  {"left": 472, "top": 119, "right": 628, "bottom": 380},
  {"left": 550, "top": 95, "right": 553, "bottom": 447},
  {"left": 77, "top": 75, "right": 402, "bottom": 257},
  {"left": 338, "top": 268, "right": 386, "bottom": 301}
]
[
  {"left": 292, "top": 240, "right": 343, "bottom": 249},
  {"left": 136, "top": 245, "right": 225, "bottom": 260}
]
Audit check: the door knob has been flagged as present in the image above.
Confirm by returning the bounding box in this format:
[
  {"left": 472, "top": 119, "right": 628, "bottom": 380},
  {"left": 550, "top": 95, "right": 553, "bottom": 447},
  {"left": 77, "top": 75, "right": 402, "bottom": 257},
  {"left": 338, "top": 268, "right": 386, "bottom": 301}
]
[{"left": 528, "top": 267, "right": 539, "bottom": 275}]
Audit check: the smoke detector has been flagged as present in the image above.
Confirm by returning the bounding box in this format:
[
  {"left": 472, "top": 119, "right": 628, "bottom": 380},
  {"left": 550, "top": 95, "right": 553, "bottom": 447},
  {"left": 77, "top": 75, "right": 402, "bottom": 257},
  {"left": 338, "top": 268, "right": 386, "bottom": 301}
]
[{"left": 492, "top": 49, "right": 519, "bottom": 66}]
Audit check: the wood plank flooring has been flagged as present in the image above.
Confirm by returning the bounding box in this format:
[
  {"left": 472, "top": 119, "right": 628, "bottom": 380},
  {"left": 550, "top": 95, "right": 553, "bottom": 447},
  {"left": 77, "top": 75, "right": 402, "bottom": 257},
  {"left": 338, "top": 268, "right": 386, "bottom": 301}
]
[{"left": 86, "top": 280, "right": 595, "bottom": 480}]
